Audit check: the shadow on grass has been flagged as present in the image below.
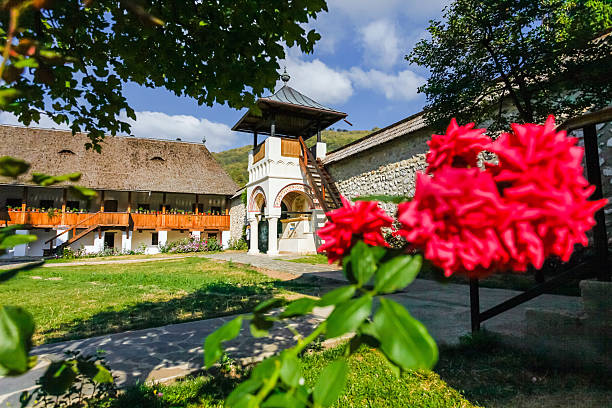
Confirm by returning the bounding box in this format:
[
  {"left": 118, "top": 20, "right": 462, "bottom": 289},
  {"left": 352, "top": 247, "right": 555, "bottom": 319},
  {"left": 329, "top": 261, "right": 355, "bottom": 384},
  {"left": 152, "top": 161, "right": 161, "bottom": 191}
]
[
  {"left": 38, "top": 275, "right": 333, "bottom": 345},
  {"left": 435, "top": 331, "right": 612, "bottom": 408}
]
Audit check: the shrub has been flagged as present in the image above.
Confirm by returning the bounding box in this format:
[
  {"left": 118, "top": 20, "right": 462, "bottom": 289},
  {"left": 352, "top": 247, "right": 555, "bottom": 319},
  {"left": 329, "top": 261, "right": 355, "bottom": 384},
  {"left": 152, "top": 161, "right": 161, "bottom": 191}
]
[
  {"left": 227, "top": 237, "right": 248, "bottom": 250},
  {"left": 206, "top": 237, "right": 223, "bottom": 251}
]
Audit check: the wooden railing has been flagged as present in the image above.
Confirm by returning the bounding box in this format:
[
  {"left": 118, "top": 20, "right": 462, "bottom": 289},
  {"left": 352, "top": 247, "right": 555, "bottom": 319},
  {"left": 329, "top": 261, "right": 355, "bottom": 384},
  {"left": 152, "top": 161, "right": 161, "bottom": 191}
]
[
  {"left": 6, "top": 211, "right": 230, "bottom": 231},
  {"left": 281, "top": 138, "right": 300, "bottom": 157},
  {"left": 252, "top": 141, "right": 265, "bottom": 164}
]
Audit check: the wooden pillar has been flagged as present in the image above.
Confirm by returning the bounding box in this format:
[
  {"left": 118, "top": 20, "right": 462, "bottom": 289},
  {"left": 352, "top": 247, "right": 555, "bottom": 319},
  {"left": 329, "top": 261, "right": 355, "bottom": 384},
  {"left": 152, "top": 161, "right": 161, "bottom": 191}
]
[
  {"left": 316, "top": 121, "right": 321, "bottom": 143},
  {"left": 22, "top": 186, "right": 27, "bottom": 211},
  {"left": 61, "top": 188, "right": 67, "bottom": 224},
  {"left": 583, "top": 124, "right": 610, "bottom": 281},
  {"left": 162, "top": 192, "right": 166, "bottom": 214},
  {"left": 195, "top": 194, "right": 199, "bottom": 215},
  {"left": 270, "top": 115, "right": 276, "bottom": 138},
  {"left": 470, "top": 278, "right": 480, "bottom": 332},
  {"left": 100, "top": 190, "right": 105, "bottom": 212},
  {"left": 127, "top": 191, "right": 132, "bottom": 213},
  {"left": 253, "top": 131, "right": 258, "bottom": 149},
  {"left": 225, "top": 197, "right": 230, "bottom": 215}
]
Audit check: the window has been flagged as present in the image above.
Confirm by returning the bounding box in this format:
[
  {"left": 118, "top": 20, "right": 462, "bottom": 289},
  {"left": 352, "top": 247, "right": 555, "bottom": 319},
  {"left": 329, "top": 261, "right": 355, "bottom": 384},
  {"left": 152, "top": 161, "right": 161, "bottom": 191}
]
[
  {"left": 210, "top": 206, "right": 222, "bottom": 215},
  {"left": 151, "top": 232, "right": 159, "bottom": 245},
  {"left": 66, "top": 200, "right": 80, "bottom": 210},
  {"left": 192, "top": 203, "right": 204, "bottom": 213},
  {"left": 58, "top": 149, "right": 75, "bottom": 155},
  {"left": 6, "top": 198, "right": 21, "bottom": 208},
  {"left": 150, "top": 156, "right": 164, "bottom": 162},
  {"left": 40, "top": 200, "right": 54, "bottom": 209},
  {"left": 137, "top": 203, "right": 150, "bottom": 211}
]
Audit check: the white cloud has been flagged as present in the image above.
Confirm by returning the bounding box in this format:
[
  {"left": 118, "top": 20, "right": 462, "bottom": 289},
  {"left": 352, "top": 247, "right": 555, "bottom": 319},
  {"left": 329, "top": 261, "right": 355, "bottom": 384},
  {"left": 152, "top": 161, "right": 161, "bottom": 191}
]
[
  {"left": 0, "top": 111, "right": 70, "bottom": 130},
  {"left": 120, "top": 111, "right": 239, "bottom": 152},
  {"left": 278, "top": 54, "right": 354, "bottom": 105},
  {"left": 0, "top": 111, "right": 238, "bottom": 152},
  {"left": 360, "top": 19, "right": 402, "bottom": 69},
  {"left": 347, "top": 68, "right": 425, "bottom": 101}
]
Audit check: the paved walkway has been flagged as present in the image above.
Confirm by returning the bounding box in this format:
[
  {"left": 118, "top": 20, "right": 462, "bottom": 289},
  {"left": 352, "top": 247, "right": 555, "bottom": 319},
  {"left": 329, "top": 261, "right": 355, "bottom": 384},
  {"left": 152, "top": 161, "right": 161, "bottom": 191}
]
[{"left": 1, "top": 252, "right": 583, "bottom": 406}]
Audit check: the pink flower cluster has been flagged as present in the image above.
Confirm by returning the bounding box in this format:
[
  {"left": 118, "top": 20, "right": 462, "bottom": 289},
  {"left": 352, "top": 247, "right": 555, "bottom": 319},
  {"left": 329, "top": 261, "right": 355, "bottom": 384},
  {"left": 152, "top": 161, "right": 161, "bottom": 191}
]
[{"left": 397, "top": 116, "right": 607, "bottom": 277}]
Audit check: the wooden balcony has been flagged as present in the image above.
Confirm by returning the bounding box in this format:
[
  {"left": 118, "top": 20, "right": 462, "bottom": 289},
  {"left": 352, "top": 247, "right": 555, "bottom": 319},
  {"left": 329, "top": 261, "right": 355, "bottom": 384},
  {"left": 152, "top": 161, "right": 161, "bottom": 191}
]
[{"left": 5, "top": 211, "right": 230, "bottom": 231}]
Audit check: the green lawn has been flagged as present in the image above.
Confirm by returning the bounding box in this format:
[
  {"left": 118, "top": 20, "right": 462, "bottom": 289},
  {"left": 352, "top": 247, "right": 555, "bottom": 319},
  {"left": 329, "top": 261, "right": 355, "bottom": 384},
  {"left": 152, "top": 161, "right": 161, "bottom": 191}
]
[
  {"left": 1, "top": 257, "right": 307, "bottom": 345},
  {"left": 107, "top": 346, "right": 476, "bottom": 408},
  {"left": 285, "top": 254, "right": 330, "bottom": 265}
]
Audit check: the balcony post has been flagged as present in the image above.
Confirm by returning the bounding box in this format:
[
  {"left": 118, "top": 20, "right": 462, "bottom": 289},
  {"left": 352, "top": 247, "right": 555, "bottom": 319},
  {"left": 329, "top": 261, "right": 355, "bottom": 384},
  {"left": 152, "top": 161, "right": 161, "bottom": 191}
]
[
  {"left": 253, "top": 130, "right": 258, "bottom": 149},
  {"left": 100, "top": 190, "right": 105, "bottom": 212},
  {"left": 21, "top": 186, "right": 27, "bottom": 211},
  {"left": 127, "top": 191, "right": 132, "bottom": 213},
  {"left": 270, "top": 114, "right": 276, "bottom": 138},
  {"left": 195, "top": 194, "right": 199, "bottom": 215},
  {"left": 61, "top": 188, "right": 67, "bottom": 225},
  {"left": 162, "top": 192, "right": 166, "bottom": 214}
]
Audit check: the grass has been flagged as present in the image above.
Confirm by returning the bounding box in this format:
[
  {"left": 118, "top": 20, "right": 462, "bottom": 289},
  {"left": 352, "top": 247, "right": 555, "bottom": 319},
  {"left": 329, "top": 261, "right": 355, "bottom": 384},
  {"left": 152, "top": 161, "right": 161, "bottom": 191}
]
[
  {"left": 107, "top": 346, "right": 476, "bottom": 408},
  {"left": 103, "top": 333, "right": 612, "bottom": 408},
  {"left": 1, "top": 257, "right": 312, "bottom": 344},
  {"left": 436, "top": 331, "right": 612, "bottom": 408},
  {"left": 284, "top": 254, "right": 329, "bottom": 265},
  {"left": 44, "top": 252, "right": 199, "bottom": 263}
]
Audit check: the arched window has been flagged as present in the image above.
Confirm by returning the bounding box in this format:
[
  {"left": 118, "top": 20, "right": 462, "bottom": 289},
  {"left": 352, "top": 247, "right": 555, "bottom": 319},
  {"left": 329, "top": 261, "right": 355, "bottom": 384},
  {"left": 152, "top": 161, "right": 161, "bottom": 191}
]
[
  {"left": 150, "top": 156, "right": 165, "bottom": 162},
  {"left": 58, "top": 149, "right": 75, "bottom": 155}
]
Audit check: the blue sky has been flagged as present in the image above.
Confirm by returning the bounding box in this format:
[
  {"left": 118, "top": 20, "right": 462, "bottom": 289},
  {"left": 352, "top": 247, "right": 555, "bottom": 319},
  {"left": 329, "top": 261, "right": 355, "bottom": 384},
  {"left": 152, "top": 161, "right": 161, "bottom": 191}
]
[{"left": 0, "top": 0, "right": 449, "bottom": 152}]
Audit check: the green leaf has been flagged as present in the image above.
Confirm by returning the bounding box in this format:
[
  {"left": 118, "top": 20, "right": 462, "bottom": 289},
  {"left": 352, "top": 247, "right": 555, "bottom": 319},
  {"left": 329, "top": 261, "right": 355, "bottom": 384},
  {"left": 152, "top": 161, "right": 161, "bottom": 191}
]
[
  {"left": 326, "top": 295, "right": 372, "bottom": 339},
  {"left": 250, "top": 314, "right": 273, "bottom": 338},
  {"left": 371, "top": 298, "right": 438, "bottom": 370},
  {"left": 280, "top": 298, "right": 316, "bottom": 318},
  {"left": 226, "top": 378, "right": 261, "bottom": 407},
  {"left": 0, "top": 156, "right": 30, "bottom": 178},
  {"left": 254, "top": 297, "right": 285, "bottom": 314},
  {"left": 0, "top": 233, "right": 37, "bottom": 250},
  {"left": 313, "top": 358, "right": 348, "bottom": 407},
  {"left": 204, "top": 316, "right": 243, "bottom": 368},
  {"left": 13, "top": 58, "right": 39, "bottom": 69},
  {"left": 40, "top": 361, "right": 78, "bottom": 396},
  {"left": 374, "top": 254, "right": 422, "bottom": 294},
  {"left": 262, "top": 392, "right": 306, "bottom": 408},
  {"left": 31, "top": 172, "right": 81, "bottom": 186},
  {"left": 279, "top": 353, "right": 301, "bottom": 387},
  {"left": 350, "top": 241, "right": 377, "bottom": 286},
  {"left": 69, "top": 185, "right": 97, "bottom": 200},
  {"left": 250, "top": 356, "right": 279, "bottom": 380},
  {"left": 318, "top": 285, "right": 356, "bottom": 307},
  {"left": 0, "top": 306, "right": 35, "bottom": 376}
]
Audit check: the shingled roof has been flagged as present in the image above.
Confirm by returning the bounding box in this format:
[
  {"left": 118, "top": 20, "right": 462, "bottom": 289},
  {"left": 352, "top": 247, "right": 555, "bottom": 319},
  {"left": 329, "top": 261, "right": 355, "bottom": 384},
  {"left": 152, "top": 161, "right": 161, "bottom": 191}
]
[
  {"left": 0, "top": 125, "right": 238, "bottom": 195},
  {"left": 323, "top": 111, "right": 429, "bottom": 165}
]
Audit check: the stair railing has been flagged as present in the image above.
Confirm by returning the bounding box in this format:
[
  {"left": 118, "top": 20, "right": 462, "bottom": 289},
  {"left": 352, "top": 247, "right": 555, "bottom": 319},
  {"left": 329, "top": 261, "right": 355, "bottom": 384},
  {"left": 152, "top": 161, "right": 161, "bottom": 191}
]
[{"left": 44, "top": 211, "right": 101, "bottom": 245}]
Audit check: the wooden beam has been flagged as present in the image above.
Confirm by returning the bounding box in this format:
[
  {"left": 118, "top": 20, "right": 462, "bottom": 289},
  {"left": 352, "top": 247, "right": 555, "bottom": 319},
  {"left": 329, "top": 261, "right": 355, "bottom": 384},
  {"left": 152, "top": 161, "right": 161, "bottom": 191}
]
[
  {"left": 195, "top": 194, "right": 199, "bottom": 215},
  {"left": 100, "top": 190, "right": 105, "bottom": 212},
  {"left": 61, "top": 188, "right": 67, "bottom": 224},
  {"left": 162, "top": 192, "right": 167, "bottom": 214},
  {"left": 127, "top": 191, "right": 132, "bottom": 213},
  {"left": 253, "top": 131, "right": 258, "bottom": 149}
]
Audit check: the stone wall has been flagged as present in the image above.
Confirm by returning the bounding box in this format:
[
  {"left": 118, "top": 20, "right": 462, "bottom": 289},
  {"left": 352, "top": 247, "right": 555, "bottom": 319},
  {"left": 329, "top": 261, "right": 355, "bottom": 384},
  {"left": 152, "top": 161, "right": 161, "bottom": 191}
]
[{"left": 229, "top": 195, "right": 246, "bottom": 242}]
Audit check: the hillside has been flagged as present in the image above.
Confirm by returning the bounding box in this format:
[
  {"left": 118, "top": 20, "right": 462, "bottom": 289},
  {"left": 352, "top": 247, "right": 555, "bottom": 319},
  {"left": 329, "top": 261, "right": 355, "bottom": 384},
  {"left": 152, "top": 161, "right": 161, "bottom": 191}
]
[{"left": 213, "top": 129, "right": 373, "bottom": 187}]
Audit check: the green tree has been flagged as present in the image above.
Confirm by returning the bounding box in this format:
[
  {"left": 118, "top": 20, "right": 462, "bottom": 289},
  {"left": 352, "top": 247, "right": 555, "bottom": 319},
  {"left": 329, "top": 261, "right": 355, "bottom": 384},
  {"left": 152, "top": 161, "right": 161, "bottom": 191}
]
[
  {"left": 0, "top": 0, "right": 328, "bottom": 150},
  {"left": 408, "top": 0, "right": 612, "bottom": 132}
]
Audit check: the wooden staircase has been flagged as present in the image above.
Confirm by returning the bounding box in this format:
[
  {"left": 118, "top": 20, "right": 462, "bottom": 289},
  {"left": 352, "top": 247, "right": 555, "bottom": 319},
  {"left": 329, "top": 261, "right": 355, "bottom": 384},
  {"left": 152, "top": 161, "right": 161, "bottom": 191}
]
[
  {"left": 298, "top": 137, "right": 342, "bottom": 214},
  {"left": 45, "top": 212, "right": 101, "bottom": 254}
]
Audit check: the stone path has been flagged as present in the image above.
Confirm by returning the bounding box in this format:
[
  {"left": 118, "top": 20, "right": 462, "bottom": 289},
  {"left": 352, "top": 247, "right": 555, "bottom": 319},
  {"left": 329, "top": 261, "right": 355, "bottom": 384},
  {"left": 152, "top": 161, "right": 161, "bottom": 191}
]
[{"left": 1, "top": 252, "right": 584, "bottom": 406}]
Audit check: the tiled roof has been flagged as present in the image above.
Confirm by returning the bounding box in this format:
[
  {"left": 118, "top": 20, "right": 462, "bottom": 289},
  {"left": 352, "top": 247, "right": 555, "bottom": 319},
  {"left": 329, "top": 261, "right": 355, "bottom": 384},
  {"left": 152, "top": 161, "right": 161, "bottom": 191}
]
[{"left": 323, "top": 112, "right": 428, "bottom": 164}]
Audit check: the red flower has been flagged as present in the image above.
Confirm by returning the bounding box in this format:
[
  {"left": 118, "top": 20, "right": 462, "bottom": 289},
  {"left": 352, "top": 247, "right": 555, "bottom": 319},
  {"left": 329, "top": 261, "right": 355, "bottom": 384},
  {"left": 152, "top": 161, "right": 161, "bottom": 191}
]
[
  {"left": 398, "top": 116, "right": 607, "bottom": 277},
  {"left": 486, "top": 115, "right": 607, "bottom": 265},
  {"left": 317, "top": 196, "right": 393, "bottom": 264},
  {"left": 425, "top": 118, "right": 490, "bottom": 174},
  {"left": 397, "top": 167, "right": 516, "bottom": 277}
]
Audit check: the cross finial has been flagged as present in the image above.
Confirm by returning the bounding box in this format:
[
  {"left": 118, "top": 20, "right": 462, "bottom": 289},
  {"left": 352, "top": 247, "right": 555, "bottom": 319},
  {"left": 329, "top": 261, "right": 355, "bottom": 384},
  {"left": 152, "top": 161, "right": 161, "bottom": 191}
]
[{"left": 280, "top": 67, "right": 290, "bottom": 83}]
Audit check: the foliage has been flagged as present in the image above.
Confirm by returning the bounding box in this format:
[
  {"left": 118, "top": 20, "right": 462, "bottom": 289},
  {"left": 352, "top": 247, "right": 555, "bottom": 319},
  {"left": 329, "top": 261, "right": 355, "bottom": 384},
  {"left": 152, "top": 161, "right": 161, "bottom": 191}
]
[
  {"left": 204, "top": 242, "right": 437, "bottom": 407},
  {"left": 355, "top": 194, "right": 412, "bottom": 204},
  {"left": 0, "top": 0, "right": 329, "bottom": 150},
  {"left": 60, "top": 245, "right": 146, "bottom": 260},
  {"left": 20, "top": 350, "right": 117, "bottom": 408},
  {"left": 213, "top": 129, "right": 371, "bottom": 187},
  {"left": 408, "top": 0, "right": 612, "bottom": 132},
  {"left": 158, "top": 236, "right": 222, "bottom": 254},
  {"left": 227, "top": 237, "right": 248, "bottom": 251}
]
